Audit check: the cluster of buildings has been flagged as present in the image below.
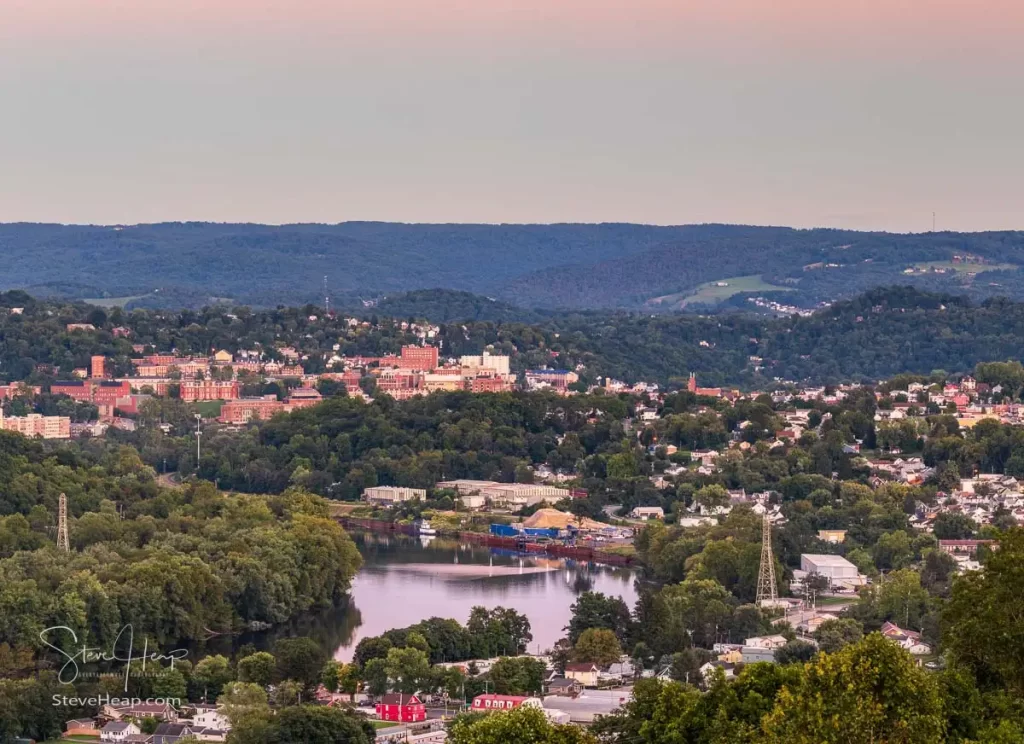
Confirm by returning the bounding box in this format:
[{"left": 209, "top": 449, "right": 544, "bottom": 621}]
[{"left": 63, "top": 701, "right": 229, "bottom": 743}]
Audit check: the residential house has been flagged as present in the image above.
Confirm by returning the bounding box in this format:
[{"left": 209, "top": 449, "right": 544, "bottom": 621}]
[
  {"left": 103, "top": 701, "right": 177, "bottom": 722},
  {"left": 545, "top": 677, "right": 582, "bottom": 697},
  {"left": 152, "top": 723, "right": 196, "bottom": 744},
  {"left": 191, "top": 705, "right": 230, "bottom": 732},
  {"left": 880, "top": 622, "right": 932, "bottom": 655},
  {"left": 700, "top": 661, "right": 737, "bottom": 684},
  {"left": 564, "top": 662, "right": 600, "bottom": 688},
  {"left": 376, "top": 693, "right": 426, "bottom": 722},
  {"left": 101, "top": 721, "right": 141, "bottom": 742}
]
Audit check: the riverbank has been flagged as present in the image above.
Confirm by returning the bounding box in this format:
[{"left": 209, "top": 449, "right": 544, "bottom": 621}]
[{"left": 338, "top": 517, "right": 638, "bottom": 568}]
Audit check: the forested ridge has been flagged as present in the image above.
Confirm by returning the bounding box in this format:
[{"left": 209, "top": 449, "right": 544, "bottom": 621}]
[{"left": 2, "top": 222, "right": 1023, "bottom": 310}]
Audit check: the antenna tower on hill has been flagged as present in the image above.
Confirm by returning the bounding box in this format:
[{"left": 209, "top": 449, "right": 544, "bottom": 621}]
[
  {"left": 56, "top": 493, "right": 70, "bottom": 552},
  {"left": 755, "top": 513, "right": 777, "bottom": 606}
]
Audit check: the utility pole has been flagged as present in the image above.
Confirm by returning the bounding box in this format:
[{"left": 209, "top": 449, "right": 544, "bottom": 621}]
[
  {"left": 56, "top": 493, "right": 70, "bottom": 552},
  {"left": 195, "top": 414, "right": 202, "bottom": 470}
]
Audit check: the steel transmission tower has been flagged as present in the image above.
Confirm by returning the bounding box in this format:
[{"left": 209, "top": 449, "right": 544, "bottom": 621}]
[
  {"left": 755, "top": 513, "right": 777, "bottom": 606},
  {"left": 56, "top": 493, "right": 70, "bottom": 552}
]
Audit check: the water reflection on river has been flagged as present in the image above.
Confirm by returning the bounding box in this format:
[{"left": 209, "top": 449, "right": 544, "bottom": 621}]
[
  {"left": 184, "top": 532, "right": 639, "bottom": 662},
  {"left": 335, "top": 532, "right": 640, "bottom": 660}
]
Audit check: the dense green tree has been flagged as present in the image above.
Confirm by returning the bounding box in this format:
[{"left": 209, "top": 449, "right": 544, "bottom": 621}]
[
  {"left": 761, "top": 634, "right": 946, "bottom": 744},
  {"left": 567, "top": 592, "right": 633, "bottom": 644},
  {"left": 573, "top": 629, "right": 623, "bottom": 666}
]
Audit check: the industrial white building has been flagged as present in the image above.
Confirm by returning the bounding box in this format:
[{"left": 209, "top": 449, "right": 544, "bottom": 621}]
[
  {"left": 362, "top": 486, "right": 427, "bottom": 504},
  {"left": 436, "top": 480, "right": 568, "bottom": 510},
  {"left": 796, "top": 553, "right": 868, "bottom": 590}
]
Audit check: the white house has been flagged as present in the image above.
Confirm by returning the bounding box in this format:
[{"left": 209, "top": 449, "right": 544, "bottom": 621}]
[
  {"left": 101, "top": 721, "right": 140, "bottom": 743},
  {"left": 193, "top": 705, "right": 231, "bottom": 731}
]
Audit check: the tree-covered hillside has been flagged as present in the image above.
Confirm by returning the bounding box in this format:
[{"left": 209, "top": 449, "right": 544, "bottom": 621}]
[{"left": 1, "top": 222, "right": 1022, "bottom": 310}]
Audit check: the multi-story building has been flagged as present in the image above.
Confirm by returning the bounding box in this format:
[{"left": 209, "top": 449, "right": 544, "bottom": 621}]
[
  {"left": 92, "top": 380, "right": 132, "bottom": 408},
  {"left": 179, "top": 380, "right": 241, "bottom": 402},
  {"left": 362, "top": 486, "right": 428, "bottom": 504},
  {"left": 460, "top": 352, "right": 511, "bottom": 376},
  {"left": 469, "top": 375, "right": 515, "bottom": 393},
  {"left": 398, "top": 345, "right": 439, "bottom": 371},
  {"left": 0, "top": 383, "right": 41, "bottom": 400},
  {"left": 285, "top": 387, "right": 323, "bottom": 409},
  {"left": 525, "top": 369, "right": 579, "bottom": 393},
  {"left": 219, "top": 396, "right": 286, "bottom": 424},
  {"left": 51, "top": 380, "right": 93, "bottom": 402},
  {"left": 375, "top": 369, "right": 425, "bottom": 400},
  {"left": 0, "top": 411, "right": 71, "bottom": 439},
  {"left": 91, "top": 355, "right": 106, "bottom": 379}
]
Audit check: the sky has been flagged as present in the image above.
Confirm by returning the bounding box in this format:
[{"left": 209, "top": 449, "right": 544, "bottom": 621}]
[{"left": 2, "top": 0, "right": 1023, "bottom": 232}]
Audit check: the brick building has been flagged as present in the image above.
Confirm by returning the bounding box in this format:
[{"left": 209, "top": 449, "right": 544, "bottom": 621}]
[
  {"left": 91, "top": 355, "right": 106, "bottom": 379},
  {"left": 0, "top": 383, "right": 41, "bottom": 400},
  {"left": 285, "top": 387, "right": 323, "bottom": 409},
  {"left": 180, "top": 380, "right": 241, "bottom": 402},
  {"left": 398, "top": 345, "right": 439, "bottom": 371},
  {"left": 51, "top": 380, "right": 92, "bottom": 402},
  {"left": 375, "top": 369, "right": 425, "bottom": 399},
  {"left": 219, "top": 396, "right": 286, "bottom": 424}
]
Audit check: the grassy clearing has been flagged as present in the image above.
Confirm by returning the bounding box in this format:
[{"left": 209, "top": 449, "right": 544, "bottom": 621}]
[
  {"left": 650, "top": 275, "right": 794, "bottom": 308},
  {"left": 911, "top": 261, "right": 1016, "bottom": 274},
  {"left": 195, "top": 400, "right": 225, "bottom": 418},
  {"left": 81, "top": 294, "right": 148, "bottom": 308}
]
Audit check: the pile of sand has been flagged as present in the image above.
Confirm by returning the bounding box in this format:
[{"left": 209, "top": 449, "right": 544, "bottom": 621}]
[{"left": 523, "top": 508, "right": 606, "bottom": 531}]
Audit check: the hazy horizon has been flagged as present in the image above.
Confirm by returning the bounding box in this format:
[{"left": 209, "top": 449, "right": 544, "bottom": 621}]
[
  {"left": 3, "top": 0, "right": 1023, "bottom": 233},
  {"left": 1, "top": 219, "right": 1020, "bottom": 237}
]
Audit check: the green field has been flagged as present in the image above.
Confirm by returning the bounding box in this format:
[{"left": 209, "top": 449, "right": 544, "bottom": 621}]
[
  {"left": 649, "top": 275, "right": 794, "bottom": 308},
  {"left": 195, "top": 400, "right": 225, "bottom": 418},
  {"left": 911, "top": 261, "right": 1016, "bottom": 274},
  {"left": 81, "top": 294, "right": 148, "bottom": 308}
]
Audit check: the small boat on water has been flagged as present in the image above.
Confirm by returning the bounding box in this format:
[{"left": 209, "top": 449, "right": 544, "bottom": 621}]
[{"left": 418, "top": 520, "right": 437, "bottom": 536}]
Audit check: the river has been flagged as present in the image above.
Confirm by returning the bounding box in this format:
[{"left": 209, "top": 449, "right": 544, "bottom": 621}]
[{"left": 184, "top": 532, "right": 639, "bottom": 662}]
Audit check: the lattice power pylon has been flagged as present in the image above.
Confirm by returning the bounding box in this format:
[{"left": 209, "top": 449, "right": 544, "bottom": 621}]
[
  {"left": 56, "top": 492, "right": 70, "bottom": 552},
  {"left": 755, "top": 513, "right": 777, "bottom": 606}
]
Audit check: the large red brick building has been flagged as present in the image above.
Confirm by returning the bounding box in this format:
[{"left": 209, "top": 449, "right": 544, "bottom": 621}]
[
  {"left": 51, "top": 380, "right": 132, "bottom": 418},
  {"left": 398, "top": 345, "right": 439, "bottom": 371},
  {"left": 219, "top": 396, "right": 286, "bottom": 424},
  {"left": 51, "top": 380, "right": 93, "bottom": 402}
]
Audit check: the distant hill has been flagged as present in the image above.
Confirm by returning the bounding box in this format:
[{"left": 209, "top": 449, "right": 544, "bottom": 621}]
[{"left": 1, "top": 222, "right": 1022, "bottom": 311}]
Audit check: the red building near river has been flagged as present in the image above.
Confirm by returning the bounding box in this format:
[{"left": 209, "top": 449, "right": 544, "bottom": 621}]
[{"left": 376, "top": 693, "right": 426, "bottom": 723}]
